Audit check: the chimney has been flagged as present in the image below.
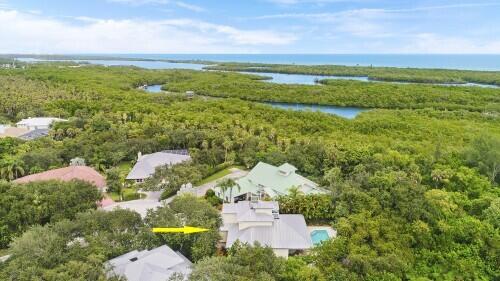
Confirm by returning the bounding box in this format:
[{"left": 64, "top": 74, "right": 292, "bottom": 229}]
[{"left": 137, "top": 151, "right": 142, "bottom": 160}]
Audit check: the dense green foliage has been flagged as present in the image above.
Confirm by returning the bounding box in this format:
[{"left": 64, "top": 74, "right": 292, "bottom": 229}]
[
  {"left": 277, "top": 193, "right": 336, "bottom": 223},
  {"left": 190, "top": 243, "right": 324, "bottom": 281},
  {"left": 0, "top": 180, "right": 102, "bottom": 248},
  {"left": 0, "top": 63, "right": 499, "bottom": 280},
  {"left": 0, "top": 195, "right": 221, "bottom": 280},
  {"left": 143, "top": 195, "right": 222, "bottom": 261},
  {"left": 205, "top": 62, "right": 500, "bottom": 85},
  {"left": 0, "top": 209, "right": 142, "bottom": 281},
  {"left": 163, "top": 70, "right": 500, "bottom": 112}
]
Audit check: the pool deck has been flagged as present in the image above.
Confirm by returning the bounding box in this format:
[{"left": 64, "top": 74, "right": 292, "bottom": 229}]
[{"left": 307, "top": 226, "right": 337, "bottom": 239}]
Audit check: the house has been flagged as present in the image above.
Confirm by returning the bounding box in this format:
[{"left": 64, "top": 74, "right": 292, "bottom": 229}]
[
  {"left": 126, "top": 150, "right": 191, "bottom": 183},
  {"left": 16, "top": 117, "right": 66, "bottom": 130},
  {"left": 14, "top": 165, "right": 107, "bottom": 192},
  {"left": 215, "top": 162, "right": 324, "bottom": 202},
  {"left": 220, "top": 200, "right": 312, "bottom": 258},
  {"left": 106, "top": 245, "right": 192, "bottom": 281}
]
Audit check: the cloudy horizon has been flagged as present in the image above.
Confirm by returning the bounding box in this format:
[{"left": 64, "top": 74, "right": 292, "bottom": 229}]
[{"left": 1, "top": 0, "right": 499, "bottom": 54}]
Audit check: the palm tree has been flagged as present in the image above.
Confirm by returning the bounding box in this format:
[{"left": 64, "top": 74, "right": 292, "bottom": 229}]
[
  {"left": 0, "top": 158, "right": 25, "bottom": 180},
  {"left": 222, "top": 138, "right": 233, "bottom": 163},
  {"left": 217, "top": 178, "right": 239, "bottom": 203},
  {"left": 288, "top": 186, "right": 304, "bottom": 199}
]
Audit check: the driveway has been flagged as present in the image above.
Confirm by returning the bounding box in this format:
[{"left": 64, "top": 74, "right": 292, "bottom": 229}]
[
  {"left": 102, "top": 191, "right": 164, "bottom": 218},
  {"left": 102, "top": 199, "right": 163, "bottom": 218},
  {"left": 102, "top": 168, "right": 248, "bottom": 216}
]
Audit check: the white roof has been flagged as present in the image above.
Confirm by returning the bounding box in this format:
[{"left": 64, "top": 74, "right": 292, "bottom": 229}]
[
  {"left": 16, "top": 117, "right": 66, "bottom": 127},
  {"left": 222, "top": 201, "right": 279, "bottom": 223},
  {"left": 222, "top": 201, "right": 312, "bottom": 250},
  {"left": 126, "top": 152, "right": 191, "bottom": 180},
  {"left": 225, "top": 215, "right": 312, "bottom": 250},
  {"left": 106, "top": 245, "right": 192, "bottom": 281}
]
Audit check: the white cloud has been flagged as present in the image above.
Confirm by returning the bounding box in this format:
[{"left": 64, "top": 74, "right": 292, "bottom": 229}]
[
  {"left": 405, "top": 33, "right": 500, "bottom": 54},
  {"left": 0, "top": 0, "right": 8, "bottom": 9},
  {"left": 107, "top": 0, "right": 204, "bottom": 12},
  {"left": 174, "top": 1, "right": 204, "bottom": 12},
  {"left": 0, "top": 10, "right": 297, "bottom": 53},
  {"left": 107, "top": 0, "right": 169, "bottom": 5},
  {"left": 265, "top": 0, "right": 367, "bottom": 4}
]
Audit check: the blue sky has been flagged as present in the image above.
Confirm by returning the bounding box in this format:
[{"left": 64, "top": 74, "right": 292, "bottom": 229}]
[{"left": 0, "top": 0, "right": 499, "bottom": 53}]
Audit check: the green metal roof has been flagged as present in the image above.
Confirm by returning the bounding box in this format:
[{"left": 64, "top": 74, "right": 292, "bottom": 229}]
[{"left": 216, "top": 162, "right": 323, "bottom": 200}]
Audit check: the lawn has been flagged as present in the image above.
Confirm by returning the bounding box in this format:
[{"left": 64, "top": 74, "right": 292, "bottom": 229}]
[
  {"left": 195, "top": 166, "right": 246, "bottom": 186},
  {"left": 108, "top": 188, "right": 145, "bottom": 202},
  {"left": 0, "top": 248, "right": 10, "bottom": 257}
]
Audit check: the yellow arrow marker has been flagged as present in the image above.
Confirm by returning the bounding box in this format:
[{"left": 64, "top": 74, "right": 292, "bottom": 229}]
[{"left": 152, "top": 226, "right": 209, "bottom": 234}]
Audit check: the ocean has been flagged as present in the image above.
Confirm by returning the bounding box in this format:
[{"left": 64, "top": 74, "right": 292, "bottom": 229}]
[{"left": 115, "top": 54, "right": 500, "bottom": 71}]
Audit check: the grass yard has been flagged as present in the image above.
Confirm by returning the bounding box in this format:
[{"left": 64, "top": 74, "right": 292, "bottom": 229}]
[
  {"left": 108, "top": 188, "right": 145, "bottom": 202},
  {"left": 195, "top": 165, "right": 246, "bottom": 186},
  {"left": 0, "top": 248, "right": 10, "bottom": 257}
]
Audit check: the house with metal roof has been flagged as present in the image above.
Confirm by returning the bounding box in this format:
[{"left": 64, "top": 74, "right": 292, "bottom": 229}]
[
  {"left": 220, "top": 200, "right": 312, "bottom": 258},
  {"left": 16, "top": 117, "right": 67, "bottom": 130},
  {"left": 106, "top": 245, "right": 192, "bottom": 281},
  {"left": 215, "top": 162, "right": 324, "bottom": 202},
  {"left": 126, "top": 151, "right": 191, "bottom": 183}
]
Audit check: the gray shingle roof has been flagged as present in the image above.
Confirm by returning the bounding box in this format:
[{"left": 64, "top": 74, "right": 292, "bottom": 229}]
[
  {"left": 106, "top": 245, "right": 192, "bottom": 281},
  {"left": 18, "top": 129, "right": 49, "bottom": 140},
  {"left": 126, "top": 152, "right": 191, "bottom": 180}
]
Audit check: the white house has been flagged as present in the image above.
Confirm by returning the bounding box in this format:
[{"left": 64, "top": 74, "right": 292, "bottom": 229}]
[
  {"left": 16, "top": 117, "right": 67, "bottom": 130},
  {"left": 106, "top": 245, "right": 192, "bottom": 281},
  {"left": 126, "top": 150, "right": 191, "bottom": 183},
  {"left": 220, "top": 200, "right": 312, "bottom": 258}
]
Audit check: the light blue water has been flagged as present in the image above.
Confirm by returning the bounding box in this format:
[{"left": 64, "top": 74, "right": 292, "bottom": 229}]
[
  {"left": 239, "top": 72, "right": 499, "bottom": 88},
  {"left": 117, "top": 54, "right": 500, "bottom": 71},
  {"left": 240, "top": 71, "right": 368, "bottom": 85},
  {"left": 143, "top": 85, "right": 163, "bottom": 93},
  {"left": 266, "top": 102, "right": 367, "bottom": 119},
  {"left": 311, "top": 230, "right": 330, "bottom": 245},
  {"left": 443, "top": 82, "right": 499, "bottom": 89},
  {"left": 17, "top": 58, "right": 204, "bottom": 70},
  {"left": 17, "top": 56, "right": 500, "bottom": 87}
]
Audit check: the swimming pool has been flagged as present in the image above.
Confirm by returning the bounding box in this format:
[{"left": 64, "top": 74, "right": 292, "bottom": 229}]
[{"left": 311, "top": 230, "right": 330, "bottom": 245}]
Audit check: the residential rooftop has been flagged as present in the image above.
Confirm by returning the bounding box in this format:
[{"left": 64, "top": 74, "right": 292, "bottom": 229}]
[
  {"left": 16, "top": 117, "right": 66, "bottom": 127},
  {"left": 216, "top": 162, "right": 324, "bottom": 202},
  {"left": 220, "top": 200, "right": 312, "bottom": 258},
  {"left": 106, "top": 245, "right": 192, "bottom": 281},
  {"left": 14, "top": 165, "right": 106, "bottom": 190},
  {"left": 126, "top": 151, "right": 191, "bottom": 181}
]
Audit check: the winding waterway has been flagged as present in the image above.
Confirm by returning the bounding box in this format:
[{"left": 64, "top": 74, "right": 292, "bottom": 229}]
[
  {"left": 18, "top": 57, "right": 499, "bottom": 88},
  {"left": 265, "top": 102, "right": 367, "bottom": 119}
]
